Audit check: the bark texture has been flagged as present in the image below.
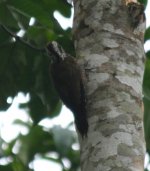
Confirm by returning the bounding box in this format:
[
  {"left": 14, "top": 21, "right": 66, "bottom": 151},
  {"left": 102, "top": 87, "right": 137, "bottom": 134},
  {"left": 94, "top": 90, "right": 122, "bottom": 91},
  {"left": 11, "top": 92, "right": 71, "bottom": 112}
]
[{"left": 72, "top": 0, "right": 145, "bottom": 170}]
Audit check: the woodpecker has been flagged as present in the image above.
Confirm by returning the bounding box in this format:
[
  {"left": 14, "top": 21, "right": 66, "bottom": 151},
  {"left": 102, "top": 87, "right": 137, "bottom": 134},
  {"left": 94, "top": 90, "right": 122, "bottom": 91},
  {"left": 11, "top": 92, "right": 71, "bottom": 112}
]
[
  {"left": 127, "top": 2, "right": 145, "bottom": 29},
  {"left": 47, "top": 41, "right": 88, "bottom": 138}
]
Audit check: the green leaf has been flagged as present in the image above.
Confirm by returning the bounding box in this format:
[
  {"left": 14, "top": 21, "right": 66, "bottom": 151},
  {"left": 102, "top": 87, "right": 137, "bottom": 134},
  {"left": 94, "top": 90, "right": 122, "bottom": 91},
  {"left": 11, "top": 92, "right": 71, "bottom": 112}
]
[
  {"left": 25, "top": 26, "right": 55, "bottom": 46},
  {"left": 13, "top": 119, "right": 32, "bottom": 128},
  {"left": 145, "top": 27, "right": 150, "bottom": 42},
  {"left": 18, "top": 125, "right": 55, "bottom": 165},
  {"left": 0, "top": 2, "right": 19, "bottom": 29},
  {"left": 8, "top": 0, "right": 53, "bottom": 28},
  {"left": 56, "top": 29, "right": 75, "bottom": 56},
  {"left": 0, "top": 27, "right": 12, "bottom": 45},
  {"left": 52, "top": 126, "right": 75, "bottom": 156},
  {"left": 26, "top": 93, "right": 48, "bottom": 124},
  {"left": 143, "top": 53, "right": 150, "bottom": 152},
  {"left": 10, "top": 10, "right": 30, "bottom": 30},
  {"left": 0, "top": 43, "right": 18, "bottom": 110},
  {"left": 31, "top": 52, "right": 62, "bottom": 118},
  {"left": 138, "top": 0, "right": 148, "bottom": 7},
  {"left": 56, "top": 0, "right": 72, "bottom": 17},
  {"left": 143, "top": 97, "right": 150, "bottom": 151},
  {"left": 29, "top": 0, "right": 72, "bottom": 18},
  {"left": 143, "top": 56, "right": 150, "bottom": 100},
  {"left": 0, "top": 165, "right": 14, "bottom": 171}
]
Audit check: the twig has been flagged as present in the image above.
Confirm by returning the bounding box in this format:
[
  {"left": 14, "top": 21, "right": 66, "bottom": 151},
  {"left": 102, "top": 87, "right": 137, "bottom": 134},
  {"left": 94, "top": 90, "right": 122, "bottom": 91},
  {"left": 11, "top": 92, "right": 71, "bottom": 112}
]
[{"left": 0, "top": 24, "right": 45, "bottom": 52}]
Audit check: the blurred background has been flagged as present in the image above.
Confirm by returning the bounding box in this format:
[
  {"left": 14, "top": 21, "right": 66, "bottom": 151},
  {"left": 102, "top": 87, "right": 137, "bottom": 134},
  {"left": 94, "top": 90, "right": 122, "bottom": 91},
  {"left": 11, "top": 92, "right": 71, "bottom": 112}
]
[{"left": 0, "top": 0, "right": 150, "bottom": 171}]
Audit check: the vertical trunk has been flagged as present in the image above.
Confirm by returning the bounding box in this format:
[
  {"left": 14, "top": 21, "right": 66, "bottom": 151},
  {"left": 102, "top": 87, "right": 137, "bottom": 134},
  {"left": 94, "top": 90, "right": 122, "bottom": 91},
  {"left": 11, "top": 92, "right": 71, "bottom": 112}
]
[{"left": 73, "top": 0, "right": 145, "bottom": 170}]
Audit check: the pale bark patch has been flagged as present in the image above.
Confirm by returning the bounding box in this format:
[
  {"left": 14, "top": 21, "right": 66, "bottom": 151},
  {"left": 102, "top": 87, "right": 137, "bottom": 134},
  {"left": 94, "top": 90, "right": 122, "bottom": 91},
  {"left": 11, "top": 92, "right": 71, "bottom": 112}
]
[
  {"left": 102, "top": 38, "right": 119, "bottom": 48},
  {"left": 103, "top": 23, "right": 125, "bottom": 35},
  {"left": 85, "top": 54, "right": 109, "bottom": 69},
  {"left": 87, "top": 73, "right": 110, "bottom": 95},
  {"left": 115, "top": 75, "right": 142, "bottom": 95}
]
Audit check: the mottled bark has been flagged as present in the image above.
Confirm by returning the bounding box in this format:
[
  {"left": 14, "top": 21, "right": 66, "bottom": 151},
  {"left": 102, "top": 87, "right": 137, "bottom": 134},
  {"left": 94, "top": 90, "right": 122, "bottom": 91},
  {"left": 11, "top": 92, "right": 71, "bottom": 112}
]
[{"left": 72, "top": 0, "right": 145, "bottom": 171}]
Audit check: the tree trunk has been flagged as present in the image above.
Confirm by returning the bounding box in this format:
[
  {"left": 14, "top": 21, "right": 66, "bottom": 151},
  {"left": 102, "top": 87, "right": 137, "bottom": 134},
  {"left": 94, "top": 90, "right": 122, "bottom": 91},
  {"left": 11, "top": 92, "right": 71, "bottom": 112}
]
[{"left": 72, "top": 0, "right": 146, "bottom": 170}]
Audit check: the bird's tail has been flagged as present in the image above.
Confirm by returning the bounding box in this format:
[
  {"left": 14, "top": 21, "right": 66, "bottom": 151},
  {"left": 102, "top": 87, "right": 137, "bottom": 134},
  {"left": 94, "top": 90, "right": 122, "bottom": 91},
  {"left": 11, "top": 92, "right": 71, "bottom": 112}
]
[{"left": 74, "top": 111, "right": 88, "bottom": 138}]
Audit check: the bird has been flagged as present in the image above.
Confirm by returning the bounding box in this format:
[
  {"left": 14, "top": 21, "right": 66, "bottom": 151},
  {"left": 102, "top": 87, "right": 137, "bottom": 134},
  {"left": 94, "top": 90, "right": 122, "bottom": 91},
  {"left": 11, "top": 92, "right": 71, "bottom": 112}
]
[{"left": 46, "top": 41, "right": 88, "bottom": 138}]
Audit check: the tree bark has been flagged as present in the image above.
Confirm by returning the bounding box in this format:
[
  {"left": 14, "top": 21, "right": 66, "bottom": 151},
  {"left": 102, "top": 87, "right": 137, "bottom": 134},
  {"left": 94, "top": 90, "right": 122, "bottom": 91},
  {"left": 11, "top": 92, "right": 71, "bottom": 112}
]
[{"left": 72, "top": 0, "right": 146, "bottom": 170}]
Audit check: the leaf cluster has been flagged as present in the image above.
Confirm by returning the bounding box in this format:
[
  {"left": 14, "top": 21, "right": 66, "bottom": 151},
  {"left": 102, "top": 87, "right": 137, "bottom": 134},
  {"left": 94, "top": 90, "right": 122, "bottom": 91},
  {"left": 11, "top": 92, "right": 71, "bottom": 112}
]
[
  {"left": 141, "top": 0, "right": 150, "bottom": 158},
  {"left": 0, "top": 124, "right": 79, "bottom": 171},
  {"left": 0, "top": 0, "right": 79, "bottom": 171},
  {"left": 0, "top": 0, "right": 74, "bottom": 122}
]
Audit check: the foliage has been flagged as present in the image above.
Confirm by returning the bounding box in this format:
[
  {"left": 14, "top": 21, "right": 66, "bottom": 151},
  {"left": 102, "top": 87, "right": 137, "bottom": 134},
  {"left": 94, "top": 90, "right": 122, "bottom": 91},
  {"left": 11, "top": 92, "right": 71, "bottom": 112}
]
[
  {"left": 0, "top": 124, "right": 79, "bottom": 171},
  {"left": 0, "top": 0, "right": 74, "bottom": 119},
  {"left": 0, "top": 0, "right": 79, "bottom": 171},
  {"left": 0, "top": 0, "right": 150, "bottom": 170},
  {"left": 138, "top": 0, "right": 148, "bottom": 7}
]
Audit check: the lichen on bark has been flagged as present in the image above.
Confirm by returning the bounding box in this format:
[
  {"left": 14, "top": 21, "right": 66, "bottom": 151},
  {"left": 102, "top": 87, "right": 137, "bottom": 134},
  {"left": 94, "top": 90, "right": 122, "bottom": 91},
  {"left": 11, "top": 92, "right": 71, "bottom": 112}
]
[{"left": 73, "top": 0, "right": 145, "bottom": 170}]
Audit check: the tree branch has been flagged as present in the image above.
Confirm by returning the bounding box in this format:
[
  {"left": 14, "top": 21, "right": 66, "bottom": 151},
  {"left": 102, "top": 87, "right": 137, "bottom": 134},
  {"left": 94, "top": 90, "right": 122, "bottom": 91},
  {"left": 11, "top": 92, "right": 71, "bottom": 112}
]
[{"left": 0, "top": 24, "right": 45, "bottom": 52}]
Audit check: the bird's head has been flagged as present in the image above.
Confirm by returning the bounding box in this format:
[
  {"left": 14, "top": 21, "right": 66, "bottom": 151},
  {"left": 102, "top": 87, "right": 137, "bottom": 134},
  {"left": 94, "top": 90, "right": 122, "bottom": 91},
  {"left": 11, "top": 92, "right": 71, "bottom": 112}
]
[{"left": 46, "top": 41, "right": 66, "bottom": 63}]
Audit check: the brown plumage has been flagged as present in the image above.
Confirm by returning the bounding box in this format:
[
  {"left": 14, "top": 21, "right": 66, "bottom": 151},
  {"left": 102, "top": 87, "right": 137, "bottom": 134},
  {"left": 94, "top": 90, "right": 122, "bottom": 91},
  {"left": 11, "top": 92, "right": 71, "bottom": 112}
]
[{"left": 47, "top": 41, "right": 88, "bottom": 137}]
